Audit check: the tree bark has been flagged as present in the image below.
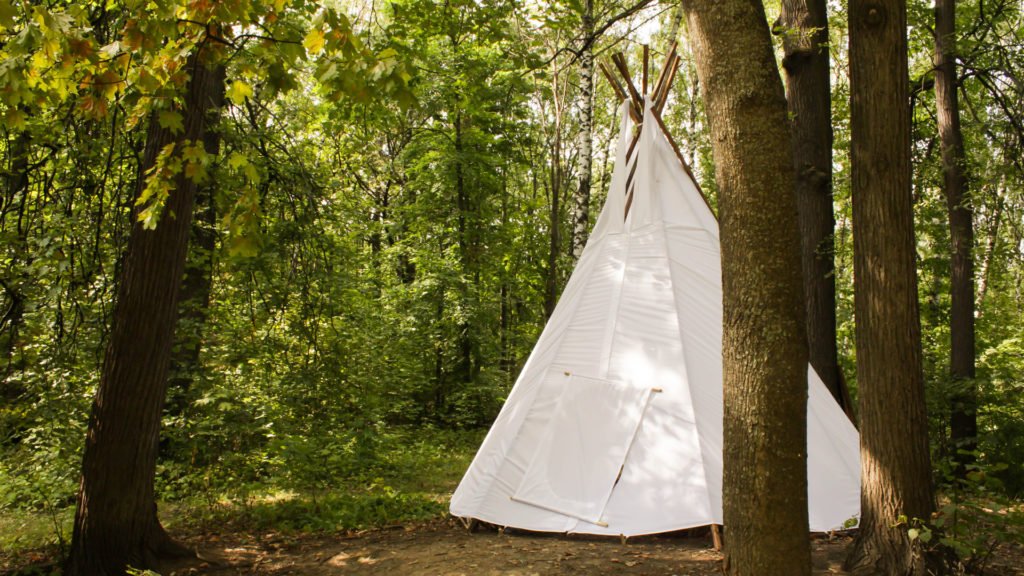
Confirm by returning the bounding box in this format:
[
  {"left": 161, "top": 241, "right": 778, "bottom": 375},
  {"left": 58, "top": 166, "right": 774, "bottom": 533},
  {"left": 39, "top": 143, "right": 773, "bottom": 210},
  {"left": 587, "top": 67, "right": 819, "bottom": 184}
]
[
  {"left": 845, "top": 1, "right": 936, "bottom": 573},
  {"left": 66, "top": 53, "right": 225, "bottom": 576},
  {"left": 572, "top": 0, "right": 595, "bottom": 260},
  {"left": 452, "top": 109, "right": 476, "bottom": 389},
  {"left": 975, "top": 193, "right": 1002, "bottom": 312},
  {"left": 544, "top": 66, "right": 564, "bottom": 319},
  {"left": 779, "top": 0, "right": 851, "bottom": 415},
  {"left": 167, "top": 65, "right": 226, "bottom": 422},
  {"left": 934, "top": 0, "right": 977, "bottom": 464},
  {"left": 666, "top": 2, "right": 685, "bottom": 44},
  {"left": 680, "top": 2, "right": 811, "bottom": 575}
]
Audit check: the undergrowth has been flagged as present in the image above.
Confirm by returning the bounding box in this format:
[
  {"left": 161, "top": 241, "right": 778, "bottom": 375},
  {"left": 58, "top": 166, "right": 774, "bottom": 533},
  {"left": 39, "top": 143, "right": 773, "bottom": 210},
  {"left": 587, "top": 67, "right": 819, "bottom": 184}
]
[{"left": 0, "top": 426, "right": 484, "bottom": 571}]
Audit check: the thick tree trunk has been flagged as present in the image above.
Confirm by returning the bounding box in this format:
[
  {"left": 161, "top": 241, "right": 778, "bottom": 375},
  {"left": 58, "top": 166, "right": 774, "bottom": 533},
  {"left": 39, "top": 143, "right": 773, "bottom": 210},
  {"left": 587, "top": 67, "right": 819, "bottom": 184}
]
[
  {"left": 845, "top": 1, "right": 936, "bottom": 574},
  {"left": 680, "top": 2, "right": 811, "bottom": 575},
  {"left": 66, "top": 54, "right": 225, "bottom": 576},
  {"left": 779, "top": 0, "right": 851, "bottom": 415},
  {"left": 935, "top": 0, "right": 977, "bottom": 463},
  {"left": 167, "top": 65, "right": 226, "bottom": 420},
  {"left": 572, "top": 0, "right": 595, "bottom": 260}
]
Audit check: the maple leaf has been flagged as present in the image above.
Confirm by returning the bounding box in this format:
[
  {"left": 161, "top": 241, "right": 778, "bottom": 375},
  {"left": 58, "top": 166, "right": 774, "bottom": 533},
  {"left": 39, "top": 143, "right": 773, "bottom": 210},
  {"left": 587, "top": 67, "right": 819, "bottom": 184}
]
[
  {"left": 158, "top": 109, "right": 184, "bottom": 134},
  {"left": 227, "top": 80, "right": 253, "bottom": 106}
]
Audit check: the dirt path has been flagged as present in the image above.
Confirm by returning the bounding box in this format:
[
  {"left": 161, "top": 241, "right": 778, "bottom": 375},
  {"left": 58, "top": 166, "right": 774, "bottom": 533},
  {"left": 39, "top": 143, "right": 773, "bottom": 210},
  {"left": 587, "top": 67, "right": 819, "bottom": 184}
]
[{"left": 163, "top": 519, "right": 858, "bottom": 576}]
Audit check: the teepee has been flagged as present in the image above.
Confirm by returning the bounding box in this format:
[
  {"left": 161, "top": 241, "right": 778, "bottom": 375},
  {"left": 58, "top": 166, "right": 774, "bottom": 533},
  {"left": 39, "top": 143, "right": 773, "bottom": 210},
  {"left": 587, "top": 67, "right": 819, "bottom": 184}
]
[{"left": 450, "top": 46, "right": 860, "bottom": 537}]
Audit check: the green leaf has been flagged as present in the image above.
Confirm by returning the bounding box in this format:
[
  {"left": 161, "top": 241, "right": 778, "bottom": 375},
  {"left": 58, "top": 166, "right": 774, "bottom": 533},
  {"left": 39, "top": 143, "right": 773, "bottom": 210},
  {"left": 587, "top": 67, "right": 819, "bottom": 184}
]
[
  {"left": 0, "top": 0, "right": 17, "bottom": 29},
  {"left": 242, "top": 163, "right": 260, "bottom": 183},
  {"left": 227, "top": 233, "right": 259, "bottom": 258},
  {"left": 227, "top": 80, "right": 253, "bottom": 105},
  {"left": 908, "top": 528, "right": 919, "bottom": 541},
  {"left": 3, "top": 108, "right": 27, "bottom": 130},
  {"left": 158, "top": 109, "right": 184, "bottom": 134},
  {"left": 227, "top": 151, "right": 249, "bottom": 170}
]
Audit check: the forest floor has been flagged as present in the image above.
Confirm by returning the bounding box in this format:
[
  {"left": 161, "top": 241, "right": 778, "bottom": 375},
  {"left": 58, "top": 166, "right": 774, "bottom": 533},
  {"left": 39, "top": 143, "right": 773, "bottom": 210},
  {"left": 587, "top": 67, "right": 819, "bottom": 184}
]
[
  {"left": 4, "top": 515, "right": 1024, "bottom": 575},
  {"left": 159, "top": 517, "right": 791, "bottom": 575},
  {"left": 155, "top": 518, "right": 1021, "bottom": 576}
]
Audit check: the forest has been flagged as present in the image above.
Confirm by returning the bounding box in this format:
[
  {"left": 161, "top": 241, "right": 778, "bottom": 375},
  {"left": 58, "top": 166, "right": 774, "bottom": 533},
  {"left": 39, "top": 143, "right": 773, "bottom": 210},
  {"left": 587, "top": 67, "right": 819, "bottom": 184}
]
[{"left": 0, "top": 0, "right": 1022, "bottom": 574}]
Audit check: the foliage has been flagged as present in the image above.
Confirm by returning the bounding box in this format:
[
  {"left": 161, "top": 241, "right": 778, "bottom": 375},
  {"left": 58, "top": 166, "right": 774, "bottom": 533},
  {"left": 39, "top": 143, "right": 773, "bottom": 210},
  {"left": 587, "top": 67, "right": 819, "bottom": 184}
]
[
  {"left": 904, "top": 458, "right": 1024, "bottom": 574},
  {"left": 0, "top": 0, "right": 1022, "bottom": 570},
  {"left": 1, "top": 426, "right": 482, "bottom": 566}
]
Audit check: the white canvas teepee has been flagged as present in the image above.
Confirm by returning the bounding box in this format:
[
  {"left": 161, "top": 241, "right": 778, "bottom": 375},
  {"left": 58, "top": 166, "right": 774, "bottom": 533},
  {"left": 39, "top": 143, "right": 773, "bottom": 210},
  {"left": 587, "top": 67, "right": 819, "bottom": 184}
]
[{"left": 450, "top": 77, "right": 860, "bottom": 536}]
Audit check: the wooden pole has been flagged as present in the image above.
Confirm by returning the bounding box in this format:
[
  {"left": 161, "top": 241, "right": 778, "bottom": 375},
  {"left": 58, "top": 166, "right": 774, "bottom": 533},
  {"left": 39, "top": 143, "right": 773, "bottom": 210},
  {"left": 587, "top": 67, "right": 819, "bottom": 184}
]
[
  {"left": 642, "top": 44, "right": 649, "bottom": 95},
  {"left": 711, "top": 524, "right": 723, "bottom": 551},
  {"left": 599, "top": 61, "right": 640, "bottom": 123},
  {"left": 611, "top": 53, "right": 644, "bottom": 119},
  {"left": 650, "top": 41, "right": 678, "bottom": 106},
  {"left": 599, "top": 61, "right": 628, "bottom": 101},
  {"left": 654, "top": 54, "right": 680, "bottom": 113}
]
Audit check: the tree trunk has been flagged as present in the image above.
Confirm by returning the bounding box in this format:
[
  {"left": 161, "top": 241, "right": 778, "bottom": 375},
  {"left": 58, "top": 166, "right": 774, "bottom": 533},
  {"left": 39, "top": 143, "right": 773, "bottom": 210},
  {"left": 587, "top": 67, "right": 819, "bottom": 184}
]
[
  {"left": 167, "top": 65, "right": 226, "bottom": 422},
  {"left": 544, "top": 78, "right": 563, "bottom": 319},
  {"left": 572, "top": 0, "right": 595, "bottom": 260},
  {"left": 667, "top": 1, "right": 685, "bottom": 43},
  {"left": 779, "top": 0, "right": 851, "bottom": 415},
  {"left": 935, "top": 0, "right": 977, "bottom": 464},
  {"left": 453, "top": 110, "right": 474, "bottom": 387},
  {"left": 975, "top": 193, "right": 1002, "bottom": 311},
  {"left": 680, "top": 2, "right": 811, "bottom": 575},
  {"left": 844, "top": 1, "right": 936, "bottom": 573},
  {"left": 66, "top": 53, "right": 225, "bottom": 576}
]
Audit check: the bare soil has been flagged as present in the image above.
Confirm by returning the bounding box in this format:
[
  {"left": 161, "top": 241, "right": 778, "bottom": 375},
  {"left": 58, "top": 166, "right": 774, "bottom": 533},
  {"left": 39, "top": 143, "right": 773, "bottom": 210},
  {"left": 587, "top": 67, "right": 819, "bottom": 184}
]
[
  {"left": 160, "top": 519, "right": 851, "bottom": 576},
  {"left": 6, "top": 518, "right": 1022, "bottom": 575}
]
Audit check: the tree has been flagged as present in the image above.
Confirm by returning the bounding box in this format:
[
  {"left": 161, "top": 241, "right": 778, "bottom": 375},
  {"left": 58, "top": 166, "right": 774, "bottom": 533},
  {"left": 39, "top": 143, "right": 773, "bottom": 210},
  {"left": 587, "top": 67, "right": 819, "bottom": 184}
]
[
  {"left": 165, "top": 65, "right": 225, "bottom": 431},
  {"left": 571, "top": 0, "right": 595, "bottom": 260},
  {"left": 65, "top": 50, "right": 225, "bottom": 575},
  {"left": 844, "top": 0, "right": 936, "bottom": 573},
  {"left": 934, "top": 0, "right": 977, "bottom": 465},
  {"left": 679, "top": 2, "right": 811, "bottom": 574},
  {"left": 778, "top": 0, "right": 851, "bottom": 415}
]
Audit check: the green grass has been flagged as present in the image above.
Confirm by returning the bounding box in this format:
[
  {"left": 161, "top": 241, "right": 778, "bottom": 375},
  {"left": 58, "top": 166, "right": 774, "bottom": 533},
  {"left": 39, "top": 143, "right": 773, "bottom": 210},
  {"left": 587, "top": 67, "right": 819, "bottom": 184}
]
[
  {"left": 178, "top": 426, "right": 485, "bottom": 533},
  {"left": 1, "top": 426, "right": 485, "bottom": 571},
  {"left": 0, "top": 506, "right": 72, "bottom": 570}
]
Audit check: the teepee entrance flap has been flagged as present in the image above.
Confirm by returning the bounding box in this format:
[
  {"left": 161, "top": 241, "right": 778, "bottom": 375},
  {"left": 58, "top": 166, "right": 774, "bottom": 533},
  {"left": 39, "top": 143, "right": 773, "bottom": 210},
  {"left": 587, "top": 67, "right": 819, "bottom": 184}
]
[{"left": 511, "top": 374, "right": 654, "bottom": 525}]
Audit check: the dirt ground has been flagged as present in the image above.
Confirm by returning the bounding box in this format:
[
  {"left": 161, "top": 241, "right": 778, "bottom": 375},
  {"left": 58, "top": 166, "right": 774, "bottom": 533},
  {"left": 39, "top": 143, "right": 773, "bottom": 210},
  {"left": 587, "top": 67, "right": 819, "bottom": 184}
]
[
  {"left": 158, "top": 519, "right": 849, "bottom": 576},
  {"left": 6, "top": 518, "right": 1023, "bottom": 575}
]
